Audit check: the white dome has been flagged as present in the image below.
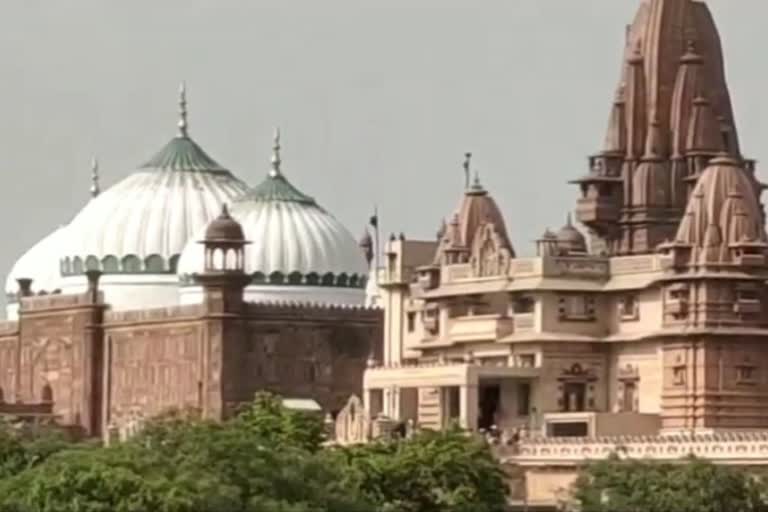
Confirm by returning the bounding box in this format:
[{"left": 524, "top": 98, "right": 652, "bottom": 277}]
[
  {"left": 178, "top": 166, "right": 368, "bottom": 305},
  {"left": 61, "top": 135, "right": 248, "bottom": 276},
  {"left": 5, "top": 225, "right": 68, "bottom": 299}
]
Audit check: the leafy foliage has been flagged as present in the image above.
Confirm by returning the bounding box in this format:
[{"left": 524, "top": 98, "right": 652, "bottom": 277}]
[
  {"left": 330, "top": 426, "right": 508, "bottom": 512},
  {"left": 0, "top": 394, "right": 508, "bottom": 512},
  {"left": 570, "top": 455, "right": 768, "bottom": 512},
  {"left": 231, "top": 392, "right": 326, "bottom": 453}
]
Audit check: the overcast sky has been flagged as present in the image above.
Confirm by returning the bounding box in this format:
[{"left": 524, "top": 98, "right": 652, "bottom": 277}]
[{"left": 0, "top": 1, "right": 765, "bottom": 296}]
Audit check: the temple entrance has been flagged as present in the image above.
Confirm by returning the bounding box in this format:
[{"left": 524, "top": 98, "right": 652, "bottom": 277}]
[
  {"left": 558, "top": 364, "right": 596, "bottom": 412},
  {"left": 563, "top": 382, "right": 586, "bottom": 412},
  {"left": 478, "top": 384, "right": 500, "bottom": 430}
]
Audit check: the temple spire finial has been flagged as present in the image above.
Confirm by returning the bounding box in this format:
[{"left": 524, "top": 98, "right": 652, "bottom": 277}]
[
  {"left": 177, "top": 82, "right": 188, "bottom": 138},
  {"left": 463, "top": 152, "right": 472, "bottom": 190},
  {"left": 90, "top": 156, "right": 100, "bottom": 198},
  {"left": 269, "top": 127, "right": 282, "bottom": 178}
]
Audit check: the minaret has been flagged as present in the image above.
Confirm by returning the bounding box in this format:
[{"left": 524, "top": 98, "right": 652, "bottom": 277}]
[{"left": 193, "top": 206, "right": 251, "bottom": 419}]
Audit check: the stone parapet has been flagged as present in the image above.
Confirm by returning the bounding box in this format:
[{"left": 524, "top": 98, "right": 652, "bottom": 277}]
[
  {"left": 105, "top": 304, "right": 204, "bottom": 324},
  {"left": 500, "top": 432, "right": 768, "bottom": 466},
  {"left": 21, "top": 293, "right": 101, "bottom": 312},
  {"left": 243, "top": 300, "right": 382, "bottom": 321}
]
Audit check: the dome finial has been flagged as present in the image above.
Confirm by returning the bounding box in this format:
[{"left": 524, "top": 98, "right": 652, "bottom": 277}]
[
  {"left": 270, "top": 127, "right": 282, "bottom": 177},
  {"left": 90, "top": 156, "right": 100, "bottom": 198},
  {"left": 463, "top": 152, "right": 472, "bottom": 189},
  {"left": 177, "top": 82, "right": 188, "bottom": 138}
]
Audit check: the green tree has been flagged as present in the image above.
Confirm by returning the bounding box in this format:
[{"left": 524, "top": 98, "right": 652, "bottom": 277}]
[
  {"left": 330, "top": 427, "right": 508, "bottom": 512},
  {"left": 0, "top": 408, "right": 369, "bottom": 512},
  {"left": 231, "top": 392, "right": 326, "bottom": 453},
  {"left": 570, "top": 455, "right": 768, "bottom": 512},
  {"left": 0, "top": 420, "right": 74, "bottom": 480}
]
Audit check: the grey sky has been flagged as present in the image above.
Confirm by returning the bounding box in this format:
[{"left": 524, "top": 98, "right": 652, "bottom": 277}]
[{"left": 0, "top": 1, "right": 764, "bottom": 296}]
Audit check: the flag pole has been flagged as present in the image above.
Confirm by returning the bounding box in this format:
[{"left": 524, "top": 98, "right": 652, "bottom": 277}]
[{"left": 373, "top": 205, "right": 380, "bottom": 280}]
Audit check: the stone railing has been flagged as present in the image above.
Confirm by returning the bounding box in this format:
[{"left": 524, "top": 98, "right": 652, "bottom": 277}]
[
  {"left": 447, "top": 314, "right": 515, "bottom": 342},
  {"left": 499, "top": 432, "right": 768, "bottom": 465}
]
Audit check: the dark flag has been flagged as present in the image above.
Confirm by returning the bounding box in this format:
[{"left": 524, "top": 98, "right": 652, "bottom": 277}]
[{"left": 369, "top": 210, "right": 378, "bottom": 228}]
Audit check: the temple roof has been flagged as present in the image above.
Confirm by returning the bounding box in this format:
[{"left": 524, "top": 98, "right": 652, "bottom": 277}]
[{"left": 674, "top": 155, "right": 766, "bottom": 264}]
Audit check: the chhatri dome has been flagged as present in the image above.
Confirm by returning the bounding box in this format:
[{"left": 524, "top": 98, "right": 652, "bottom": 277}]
[
  {"left": 178, "top": 129, "right": 368, "bottom": 305},
  {"left": 57, "top": 84, "right": 249, "bottom": 310}
]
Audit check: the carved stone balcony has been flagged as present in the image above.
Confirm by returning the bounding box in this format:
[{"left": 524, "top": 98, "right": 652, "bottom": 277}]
[
  {"left": 575, "top": 197, "right": 618, "bottom": 225},
  {"left": 447, "top": 314, "right": 515, "bottom": 343},
  {"left": 513, "top": 313, "right": 535, "bottom": 333}
]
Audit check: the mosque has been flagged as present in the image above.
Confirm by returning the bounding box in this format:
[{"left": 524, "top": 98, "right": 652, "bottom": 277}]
[
  {"left": 6, "top": 85, "right": 371, "bottom": 316},
  {"left": 324, "top": 0, "right": 768, "bottom": 509},
  {"left": 0, "top": 85, "right": 381, "bottom": 439}
]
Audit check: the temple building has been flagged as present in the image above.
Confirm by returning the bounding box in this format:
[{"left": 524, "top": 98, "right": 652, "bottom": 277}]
[
  {"left": 0, "top": 86, "right": 381, "bottom": 438},
  {"left": 352, "top": 0, "right": 768, "bottom": 508}
]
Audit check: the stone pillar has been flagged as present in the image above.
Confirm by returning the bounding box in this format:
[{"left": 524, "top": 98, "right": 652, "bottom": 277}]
[
  {"left": 460, "top": 385, "right": 478, "bottom": 431},
  {"left": 16, "top": 278, "right": 32, "bottom": 299}
]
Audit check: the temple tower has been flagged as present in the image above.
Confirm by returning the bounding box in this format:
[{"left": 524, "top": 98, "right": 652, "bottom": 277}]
[{"left": 573, "top": 0, "right": 751, "bottom": 256}]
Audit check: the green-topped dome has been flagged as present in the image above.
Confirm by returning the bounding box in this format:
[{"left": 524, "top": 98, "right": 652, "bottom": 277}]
[
  {"left": 238, "top": 173, "right": 316, "bottom": 204},
  {"left": 177, "top": 129, "right": 368, "bottom": 307},
  {"left": 60, "top": 84, "right": 249, "bottom": 288},
  {"left": 140, "top": 135, "right": 227, "bottom": 172}
]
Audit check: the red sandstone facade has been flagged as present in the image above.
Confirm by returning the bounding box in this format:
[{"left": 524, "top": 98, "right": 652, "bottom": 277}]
[{"left": 0, "top": 270, "right": 381, "bottom": 438}]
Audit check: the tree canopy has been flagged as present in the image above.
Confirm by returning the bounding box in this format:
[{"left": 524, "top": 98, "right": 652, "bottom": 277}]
[
  {"left": 570, "top": 455, "right": 768, "bottom": 512},
  {"left": 0, "top": 394, "right": 508, "bottom": 512}
]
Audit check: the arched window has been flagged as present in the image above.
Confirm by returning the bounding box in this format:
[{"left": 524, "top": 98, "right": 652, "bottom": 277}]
[
  {"left": 102, "top": 255, "right": 119, "bottom": 273},
  {"left": 336, "top": 273, "right": 348, "bottom": 287},
  {"left": 72, "top": 257, "right": 84, "bottom": 275},
  {"left": 60, "top": 258, "right": 71, "bottom": 275},
  {"left": 212, "top": 248, "right": 225, "bottom": 271},
  {"left": 121, "top": 255, "right": 141, "bottom": 272},
  {"left": 85, "top": 256, "right": 100, "bottom": 271},
  {"left": 145, "top": 254, "right": 165, "bottom": 272},
  {"left": 41, "top": 383, "right": 53, "bottom": 403},
  {"left": 306, "top": 273, "right": 319, "bottom": 286},
  {"left": 252, "top": 272, "right": 266, "bottom": 284},
  {"left": 321, "top": 273, "right": 335, "bottom": 286},
  {"left": 269, "top": 272, "right": 285, "bottom": 285},
  {"left": 288, "top": 272, "right": 303, "bottom": 285},
  {"left": 349, "top": 275, "right": 359, "bottom": 287}
]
